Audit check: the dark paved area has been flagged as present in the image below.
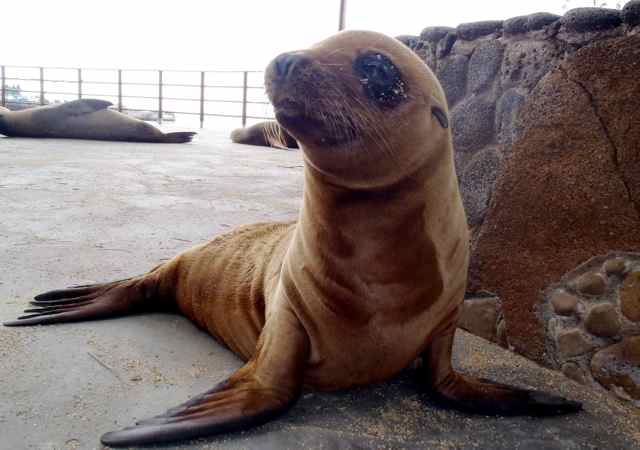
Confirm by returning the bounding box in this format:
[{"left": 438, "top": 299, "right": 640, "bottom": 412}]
[{"left": 1, "top": 134, "right": 638, "bottom": 449}]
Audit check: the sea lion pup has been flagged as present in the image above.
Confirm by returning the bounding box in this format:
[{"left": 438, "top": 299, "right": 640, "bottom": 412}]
[
  {"left": 4, "top": 30, "right": 581, "bottom": 446},
  {"left": 0, "top": 99, "right": 196, "bottom": 143},
  {"left": 230, "top": 120, "right": 298, "bottom": 149}
]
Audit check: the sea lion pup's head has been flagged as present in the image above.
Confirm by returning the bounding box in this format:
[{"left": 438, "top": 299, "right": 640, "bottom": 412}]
[{"left": 265, "top": 30, "right": 451, "bottom": 189}]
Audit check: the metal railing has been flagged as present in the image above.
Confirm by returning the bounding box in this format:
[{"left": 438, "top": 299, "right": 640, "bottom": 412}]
[{"left": 0, "top": 65, "right": 275, "bottom": 128}]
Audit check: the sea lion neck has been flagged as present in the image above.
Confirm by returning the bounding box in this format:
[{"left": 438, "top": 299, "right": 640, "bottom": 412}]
[{"left": 286, "top": 159, "right": 454, "bottom": 307}]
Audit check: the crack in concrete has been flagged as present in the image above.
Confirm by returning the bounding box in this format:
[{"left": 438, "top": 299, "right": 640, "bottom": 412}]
[{"left": 560, "top": 67, "right": 640, "bottom": 220}]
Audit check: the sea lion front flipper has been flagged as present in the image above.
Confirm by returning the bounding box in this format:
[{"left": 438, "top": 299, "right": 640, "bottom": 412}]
[
  {"left": 58, "top": 99, "right": 113, "bottom": 116},
  {"left": 420, "top": 322, "right": 582, "bottom": 416},
  {"left": 101, "top": 303, "right": 309, "bottom": 447},
  {"left": 3, "top": 278, "right": 149, "bottom": 327}
]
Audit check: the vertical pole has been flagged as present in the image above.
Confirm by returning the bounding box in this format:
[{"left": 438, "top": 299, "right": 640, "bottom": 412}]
[
  {"left": 77, "top": 68, "right": 82, "bottom": 99},
  {"left": 199, "top": 71, "right": 205, "bottom": 129},
  {"left": 241, "top": 71, "right": 248, "bottom": 127},
  {"left": 338, "top": 0, "right": 347, "bottom": 31},
  {"left": 1, "top": 66, "right": 5, "bottom": 107},
  {"left": 39, "top": 67, "right": 45, "bottom": 105},
  {"left": 117, "top": 70, "right": 123, "bottom": 112},
  {"left": 158, "top": 70, "right": 163, "bottom": 124}
]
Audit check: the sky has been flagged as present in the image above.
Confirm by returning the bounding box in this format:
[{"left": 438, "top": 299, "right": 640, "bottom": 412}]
[{"left": 4, "top": 0, "right": 607, "bottom": 71}]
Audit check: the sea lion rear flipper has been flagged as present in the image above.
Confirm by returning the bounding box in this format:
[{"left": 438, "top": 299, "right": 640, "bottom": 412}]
[
  {"left": 100, "top": 303, "right": 309, "bottom": 447},
  {"left": 58, "top": 99, "right": 113, "bottom": 116},
  {"left": 161, "top": 131, "right": 197, "bottom": 143},
  {"left": 3, "top": 277, "right": 151, "bottom": 326},
  {"left": 421, "top": 322, "right": 582, "bottom": 416}
]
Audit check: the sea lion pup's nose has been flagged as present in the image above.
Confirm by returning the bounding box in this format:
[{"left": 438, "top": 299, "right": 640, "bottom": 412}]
[{"left": 270, "top": 52, "right": 308, "bottom": 79}]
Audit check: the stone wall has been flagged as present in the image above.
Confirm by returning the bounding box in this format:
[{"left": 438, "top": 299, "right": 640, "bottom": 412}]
[
  {"left": 399, "top": 0, "right": 640, "bottom": 404},
  {"left": 398, "top": 1, "right": 640, "bottom": 230}
]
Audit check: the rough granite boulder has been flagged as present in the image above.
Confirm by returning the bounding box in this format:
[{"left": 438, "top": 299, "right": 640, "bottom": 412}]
[
  {"left": 469, "top": 34, "right": 640, "bottom": 363},
  {"left": 436, "top": 54, "right": 468, "bottom": 107},
  {"left": 504, "top": 12, "right": 560, "bottom": 35},
  {"left": 467, "top": 40, "right": 504, "bottom": 93},
  {"left": 457, "top": 20, "right": 503, "bottom": 40},
  {"left": 561, "top": 7, "right": 622, "bottom": 33},
  {"left": 451, "top": 94, "right": 495, "bottom": 154}
]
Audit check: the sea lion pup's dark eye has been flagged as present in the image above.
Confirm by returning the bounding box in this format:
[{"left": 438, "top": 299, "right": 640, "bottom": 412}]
[{"left": 353, "top": 52, "right": 408, "bottom": 108}]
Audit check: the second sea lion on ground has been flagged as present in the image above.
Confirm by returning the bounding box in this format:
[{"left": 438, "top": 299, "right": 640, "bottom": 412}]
[
  {"left": 230, "top": 120, "right": 298, "bottom": 149},
  {"left": 0, "top": 99, "right": 196, "bottom": 143}
]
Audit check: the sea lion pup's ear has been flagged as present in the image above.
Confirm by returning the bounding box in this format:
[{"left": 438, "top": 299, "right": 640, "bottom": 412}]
[{"left": 431, "top": 103, "right": 449, "bottom": 129}]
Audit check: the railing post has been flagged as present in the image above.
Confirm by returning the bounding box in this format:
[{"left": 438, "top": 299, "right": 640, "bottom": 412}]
[
  {"left": 199, "top": 71, "right": 205, "bottom": 129},
  {"left": 1, "top": 66, "right": 5, "bottom": 107},
  {"left": 117, "top": 70, "right": 123, "bottom": 112},
  {"left": 338, "top": 0, "right": 347, "bottom": 31},
  {"left": 241, "top": 71, "right": 248, "bottom": 127},
  {"left": 77, "top": 68, "right": 82, "bottom": 99},
  {"left": 39, "top": 67, "right": 45, "bottom": 105},
  {"left": 158, "top": 70, "right": 163, "bottom": 124}
]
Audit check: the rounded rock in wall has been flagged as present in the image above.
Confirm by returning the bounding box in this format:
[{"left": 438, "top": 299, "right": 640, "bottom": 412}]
[
  {"left": 458, "top": 297, "right": 500, "bottom": 342},
  {"left": 584, "top": 303, "right": 621, "bottom": 338},
  {"left": 590, "top": 336, "right": 640, "bottom": 400},
  {"left": 436, "top": 55, "right": 468, "bottom": 107},
  {"left": 496, "top": 88, "right": 525, "bottom": 148},
  {"left": 622, "top": 0, "right": 640, "bottom": 27},
  {"left": 620, "top": 271, "right": 640, "bottom": 322},
  {"left": 603, "top": 257, "right": 627, "bottom": 276},
  {"left": 457, "top": 20, "right": 503, "bottom": 41},
  {"left": 575, "top": 272, "right": 607, "bottom": 296},
  {"left": 556, "top": 329, "right": 595, "bottom": 357},
  {"left": 550, "top": 291, "right": 579, "bottom": 316},
  {"left": 451, "top": 95, "right": 496, "bottom": 154},
  {"left": 459, "top": 146, "right": 502, "bottom": 227},
  {"left": 561, "top": 7, "right": 622, "bottom": 33},
  {"left": 420, "top": 26, "right": 455, "bottom": 43},
  {"left": 561, "top": 361, "right": 588, "bottom": 384},
  {"left": 467, "top": 40, "right": 504, "bottom": 93}
]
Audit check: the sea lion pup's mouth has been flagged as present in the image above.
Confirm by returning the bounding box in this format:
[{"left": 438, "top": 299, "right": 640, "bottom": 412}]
[
  {"left": 265, "top": 53, "right": 365, "bottom": 149},
  {"left": 273, "top": 100, "right": 359, "bottom": 147}
]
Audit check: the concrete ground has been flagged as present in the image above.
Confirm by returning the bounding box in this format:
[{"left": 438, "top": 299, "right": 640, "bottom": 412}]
[{"left": 1, "top": 132, "right": 639, "bottom": 450}]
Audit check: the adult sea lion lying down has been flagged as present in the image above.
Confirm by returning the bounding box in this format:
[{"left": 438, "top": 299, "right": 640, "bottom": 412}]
[
  {"left": 230, "top": 120, "right": 298, "bottom": 149},
  {"left": 0, "top": 99, "right": 196, "bottom": 143},
  {"left": 4, "top": 30, "right": 581, "bottom": 447}
]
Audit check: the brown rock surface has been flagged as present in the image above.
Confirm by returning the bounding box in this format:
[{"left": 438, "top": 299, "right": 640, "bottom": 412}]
[
  {"left": 575, "top": 272, "right": 607, "bottom": 296},
  {"left": 557, "top": 329, "right": 595, "bottom": 357},
  {"left": 550, "top": 291, "right": 579, "bottom": 316},
  {"left": 603, "top": 257, "right": 627, "bottom": 276},
  {"left": 584, "top": 303, "right": 621, "bottom": 338},
  {"left": 469, "top": 35, "right": 640, "bottom": 363},
  {"left": 561, "top": 361, "right": 588, "bottom": 384},
  {"left": 458, "top": 297, "right": 500, "bottom": 342},
  {"left": 591, "top": 336, "right": 640, "bottom": 400},
  {"left": 620, "top": 271, "right": 640, "bottom": 322}
]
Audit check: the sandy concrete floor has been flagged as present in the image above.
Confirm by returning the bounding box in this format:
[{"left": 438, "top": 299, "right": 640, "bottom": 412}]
[{"left": 1, "top": 133, "right": 639, "bottom": 450}]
